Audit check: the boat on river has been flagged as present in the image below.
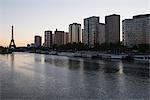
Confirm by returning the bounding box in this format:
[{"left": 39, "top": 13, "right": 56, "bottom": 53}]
[
  {"left": 101, "top": 54, "right": 127, "bottom": 60},
  {"left": 133, "top": 55, "right": 150, "bottom": 63}
]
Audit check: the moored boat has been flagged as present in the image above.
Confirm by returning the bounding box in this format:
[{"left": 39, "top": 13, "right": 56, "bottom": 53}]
[
  {"left": 133, "top": 55, "right": 150, "bottom": 62},
  {"left": 102, "top": 54, "right": 128, "bottom": 60}
]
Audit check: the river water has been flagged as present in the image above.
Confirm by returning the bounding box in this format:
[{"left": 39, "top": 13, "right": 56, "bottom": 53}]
[{"left": 0, "top": 52, "right": 149, "bottom": 100}]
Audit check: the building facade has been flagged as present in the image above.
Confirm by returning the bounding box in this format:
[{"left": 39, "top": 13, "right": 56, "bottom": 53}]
[
  {"left": 52, "top": 34, "right": 55, "bottom": 45},
  {"left": 69, "top": 23, "right": 81, "bottom": 43},
  {"left": 34, "top": 35, "right": 42, "bottom": 47},
  {"left": 83, "top": 16, "right": 99, "bottom": 46},
  {"left": 64, "top": 32, "right": 70, "bottom": 44},
  {"left": 54, "top": 29, "right": 65, "bottom": 45},
  {"left": 82, "top": 29, "right": 86, "bottom": 44},
  {"left": 122, "top": 14, "right": 150, "bottom": 46},
  {"left": 98, "top": 23, "right": 105, "bottom": 44},
  {"left": 44, "top": 31, "right": 53, "bottom": 47},
  {"left": 105, "top": 14, "right": 120, "bottom": 43}
]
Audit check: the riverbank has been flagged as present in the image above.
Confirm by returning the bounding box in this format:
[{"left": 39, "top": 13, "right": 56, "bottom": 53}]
[
  {"left": 1, "top": 47, "right": 149, "bottom": 63},
  {"left": 32, "top": 50, "right": 150, "bottom": 64},
  {"left": 0, "top": 47, "right": 12, "bottom": 54}
]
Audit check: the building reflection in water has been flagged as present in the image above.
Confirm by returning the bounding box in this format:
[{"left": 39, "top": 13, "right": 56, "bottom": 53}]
[
  {"left": 43, "top": 55, "right": 65, "bottom": 67},
  {"left": 42, "top": 56, "right": 122, "bottom": 73},
  {"left": 34, "top": 54, "right": 42, "bottom": 63},
  {"left": 10, "top": 54, "right": 14, "bottom": 73},
  {"left": 9, "top": 54, "right": 16, "bottom": 88},
  {"left": 118, "top": 61, "right": 123, "bottom": 74},
  {"left": 0, "top": 53, "right": 149, "bottom": 99},
  {"left": 53, "top": 58, "right": 65, "bottom": 67},
  {"left": 32, "top": 53, "right": 150, "bottom": 79},
  {"left": 44, "top": 55, "right": 53, "bottom": 64},
  {"left": 103, "top": 64, "right": 119, "bottom": 73},
  {"left": 83, "top": 60, "right": 100, "bottom": 71},
  {"left": 68, "top": 59, "right": 83, "bottom": 70}
]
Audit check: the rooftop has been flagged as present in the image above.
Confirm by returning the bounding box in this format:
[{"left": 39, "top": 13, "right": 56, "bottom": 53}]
[{"left": 133, "top": 14, "right": 150, "bottom": 19}]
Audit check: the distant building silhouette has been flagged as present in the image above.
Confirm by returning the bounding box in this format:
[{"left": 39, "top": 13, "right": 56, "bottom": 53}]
[
  {"left": 69, "top": 23, "right": 81, "bottom": 43},
  {"left": 52, "top": 34, "right": 55, "bottom": 45},
  {"left": 105, "top": 14, "right": 120, "bottom": 43},
  {"left": 83, "top": 16, "right": 100, "bottom": 46},
  {"left": 54, "top": 29, "right": 65, "bottom": 45},
  {"left": 44, "top": 31, "right": 53, "bottom": 47},
  {"left": 64, "top": 32, "right": 70, "bottom": 44},
  {"left": 9, "top": 26, "right": 16, "bottom": 48},
  {"left": 98, "top": 23, "right": 105, "bottom": 44},
  {"left": 82, "top": 29, "right": 85, "bottom": 43},
  {"left": 34, "top": 35, "right": 42, "bottom": 47},
  {"left": 122, "top": 14, "right": 150, "bottom": 46}
]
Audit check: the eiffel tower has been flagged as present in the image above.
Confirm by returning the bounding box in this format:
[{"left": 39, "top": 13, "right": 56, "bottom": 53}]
[{"left": 9, "top": 26, "right": 16, "bottom": 48}]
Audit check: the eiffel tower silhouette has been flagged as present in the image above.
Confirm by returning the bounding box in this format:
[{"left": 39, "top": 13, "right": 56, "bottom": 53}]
[{"left": 9, "top": 26, "right": 16, "bottom": 48}]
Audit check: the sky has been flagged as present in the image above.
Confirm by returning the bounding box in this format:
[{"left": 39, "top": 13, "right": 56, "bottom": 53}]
[{"left": 0, "top": 0, "right": 149, "bottom": 47}]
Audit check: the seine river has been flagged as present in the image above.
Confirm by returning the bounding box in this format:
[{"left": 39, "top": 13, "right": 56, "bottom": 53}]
[{"left": 0, "top": 52, "right": 149, "bottom": 100}]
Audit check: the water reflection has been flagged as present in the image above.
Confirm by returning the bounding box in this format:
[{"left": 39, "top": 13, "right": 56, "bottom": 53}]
[
  {"left": 118, "top": 62, "right": 123, "bottom": 74},
  {"left": 0, "top": 53, "right": 149, "bottom": 100},
  {"left": 103, "top": 62, "right": 120, "bottom": 73},
  {"left": 53, "top": 57, "right": 66, "bottom": 67},
  {"left": 10, "top": 54, "right": 15, "bottom": 85},
  {"left": 34, "top": 54, "right": 42, "bottom": 62},
  {"left": 83, "top": 61, "right": 100, "bottom": 71},
  {"left": 10, "top": 54, "right": 14, "bottom": 69},
  {"left": 123, "top": 67, "right": 150, "bottom": 77},
  {"left": 41, "top": 54, "right": 149, "bottom": 77},
  {"left": 68, "top": 59, "right": 81, "bottom": 70},
  {"left": 44, "top": 56, "right": 53, "bottom": 64}
]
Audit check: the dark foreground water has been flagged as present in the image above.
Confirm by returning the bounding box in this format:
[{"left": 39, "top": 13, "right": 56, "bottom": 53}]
[{"left": 0, "top": 52, "right": 149, "bottom": 100}]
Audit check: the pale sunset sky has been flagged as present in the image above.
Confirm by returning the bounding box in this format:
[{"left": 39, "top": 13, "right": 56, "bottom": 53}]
[{"left": 0, "top": 0, "right": 149, "bottom": 47}]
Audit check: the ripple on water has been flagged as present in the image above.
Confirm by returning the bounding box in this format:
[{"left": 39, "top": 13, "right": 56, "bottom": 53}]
[{"left": 0, "top": 53, "right": 149, "bottom": 100}]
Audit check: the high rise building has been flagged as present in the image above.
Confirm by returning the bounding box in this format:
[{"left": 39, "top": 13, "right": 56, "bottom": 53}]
[
  {"left": 98, "top": 23, "right": 105, "bottom": 44},
  {"left": 44, "top": 31, "right": 53, "bottom": 47},
  {"left": 64, "top": 32, "right": 70, "bottom": 44},
  {"left": 83, "top": 16, "right": 99, "bottom": 46},
  {"left": 54, "top": 29, "right": 65, "bottom": 45},
  {"left": 34, "top": 35, "right": 42, "bottom": 47},
  {"left": 105, "top": 14, "right": 120, "bottom": 43},
  {"left": 52, "top": 34, "right": 55, "bottom": 45},
  {"left": 69, "top": 23, "right": 81, "bottom": 43},
  {"left": 122, "top": 14, "right": 150, "bottom": 46},
  {"left": 82, "top": 29, "right": 86, "bottom": 44}
]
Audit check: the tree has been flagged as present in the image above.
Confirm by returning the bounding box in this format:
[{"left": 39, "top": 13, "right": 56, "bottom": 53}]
[{"left": 138, "top": 44, "right": 150, "bottom": 53}]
